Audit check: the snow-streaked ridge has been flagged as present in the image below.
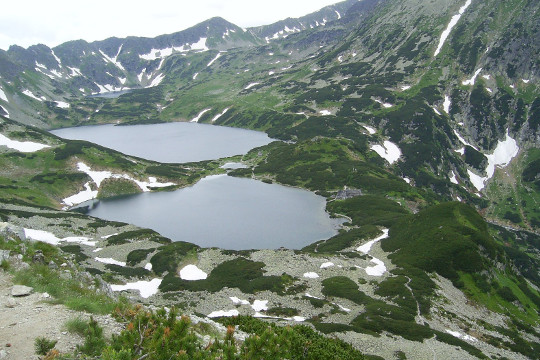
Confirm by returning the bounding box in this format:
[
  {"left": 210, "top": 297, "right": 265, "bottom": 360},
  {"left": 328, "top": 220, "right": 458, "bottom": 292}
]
[{"left": 434, "top": 0, "right": 472, "bottom": 57}]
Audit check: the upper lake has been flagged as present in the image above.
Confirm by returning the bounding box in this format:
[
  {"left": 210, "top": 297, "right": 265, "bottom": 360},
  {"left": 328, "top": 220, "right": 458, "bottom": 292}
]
[{"left": 51, "top": 122, "right": 274, "bottom": 163}]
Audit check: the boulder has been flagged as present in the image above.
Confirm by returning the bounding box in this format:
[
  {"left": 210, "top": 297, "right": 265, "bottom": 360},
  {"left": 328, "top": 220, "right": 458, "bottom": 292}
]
[{"left": 11, "top": 285, "right": 33, "bottom": 297}]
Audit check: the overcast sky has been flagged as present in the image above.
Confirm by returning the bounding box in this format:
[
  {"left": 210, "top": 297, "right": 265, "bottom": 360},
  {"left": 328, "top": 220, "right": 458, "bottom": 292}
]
[{"left": 0, "top": 0, "right": 344, "bottom": 51}]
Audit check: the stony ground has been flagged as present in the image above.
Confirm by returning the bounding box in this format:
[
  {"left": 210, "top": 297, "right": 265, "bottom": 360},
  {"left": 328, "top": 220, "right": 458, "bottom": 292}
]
[{"left": 0, "top": 271, "right": 121, "bottom": 360}]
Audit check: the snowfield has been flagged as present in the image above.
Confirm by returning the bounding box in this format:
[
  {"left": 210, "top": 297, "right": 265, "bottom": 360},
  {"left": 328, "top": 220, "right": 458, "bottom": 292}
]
[
  {"left": 371, "top": 141, "right": 401, "bottom": 164},
  {"left": 0, "top": 134, "right": 50, "bottom": 153}
]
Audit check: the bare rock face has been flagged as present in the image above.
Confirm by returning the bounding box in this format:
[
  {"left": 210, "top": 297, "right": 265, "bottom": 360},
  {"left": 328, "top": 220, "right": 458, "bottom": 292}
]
[{"left": 11, "top": 285, "right": 33, "bottom": 297}]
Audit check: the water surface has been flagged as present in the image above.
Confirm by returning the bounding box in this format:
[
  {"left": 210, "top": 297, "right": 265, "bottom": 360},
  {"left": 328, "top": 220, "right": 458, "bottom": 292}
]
[
  {"left": 52, "top": 122, "right": 273, "bottom": 163},
  {"left": 81, "top": 175, "right": 342, "bottom": 250}
]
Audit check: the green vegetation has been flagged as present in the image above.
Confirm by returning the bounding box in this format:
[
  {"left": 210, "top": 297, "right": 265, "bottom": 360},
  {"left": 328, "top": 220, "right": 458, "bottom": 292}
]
[
  {"left": 160, "top": 257, "right": 292, "bottom": 294},
  {"left": 34, "top": 337, "right": 57, "bottom": 356}
]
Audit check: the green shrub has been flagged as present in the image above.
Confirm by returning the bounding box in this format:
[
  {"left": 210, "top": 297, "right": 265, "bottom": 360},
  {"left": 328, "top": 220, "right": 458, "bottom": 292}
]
[
  {"left": 77, "top": 317, "right": 106, "bottom": 356},
  {"left": 64, "top": 317, "right": 90, "bottom": 337},
  {"left": 34, "top": 337, "right": 57, "bottom": 355},
  {"left": 126, "top": 248, "right": 156, "bottom": 266}
]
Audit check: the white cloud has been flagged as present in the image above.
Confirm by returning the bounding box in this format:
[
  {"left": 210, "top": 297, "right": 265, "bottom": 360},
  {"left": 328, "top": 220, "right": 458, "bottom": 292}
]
[{"left": 0, "top": 0, "right": 342, "bottom": 50}]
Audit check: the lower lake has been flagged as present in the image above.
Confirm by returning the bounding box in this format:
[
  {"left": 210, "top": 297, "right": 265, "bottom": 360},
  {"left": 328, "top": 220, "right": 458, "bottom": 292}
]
[{"left": 80, "top": 175, "right": 342, "bottom": 250}]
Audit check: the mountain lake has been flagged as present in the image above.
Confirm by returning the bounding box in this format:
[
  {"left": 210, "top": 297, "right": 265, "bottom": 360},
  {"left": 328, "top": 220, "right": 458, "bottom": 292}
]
[{"left": 53, "top": 123, "right": 343, "bottom": 249}]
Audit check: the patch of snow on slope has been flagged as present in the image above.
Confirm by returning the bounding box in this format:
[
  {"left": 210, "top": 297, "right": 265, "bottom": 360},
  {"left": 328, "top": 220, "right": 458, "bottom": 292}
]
[
  {"left": 148, "top": 73, "right": 164, "bottom": 87},
  {"left": 363, "top": 125, "right": 376, "bottom": 134},
  {"left": 55, "top": 101, "right": 70, "bottom": 108},
  {"left": 357, "top": 229, "right": 389, "bottom": 254},
  {"left": 51, "top": 50, "right": 62, "bottom": 66},
  {"left": 450, "top": 171, "right": 459, "bottom": 184},
  {"left": 0, "top": 106, "right": 9, "bottom": 118},
  {"left": 99, "top": 49, "right": 125, "bottom": 71},
  {"left": 22, "top": 90, "right": 45, "bottom": 101},
  {"left": 467, "top": 130, "right": 519, "bottom": 191},
  {"left": 207, "top": 309, "right": 239, "bottom": 318},
  {"left": 319, "top": 110, "right": 332, "bottom": 116},
  {"left": 63, "top": 182, "right": 97, "bottom": 206},
  {"left": 0, "top": 133, "right": 49, "bottom": 152},
  {"left": 68, "top": 67, "right": 82, "bottom": 76},
  {"left": 335, "top": 10, "right": 341, "bottom": 19},
  {"left": 366, "top": 258, "right": 387, "bottom": 276},
  {"left": 212, "top": 107, "right": 230, "bottom": 122},
  {"left": 230, "top": 297, "right": 250, "bottom": 305},
  {"left": 111, "top": 278, "right": 162, "bottom": 299},
  {"left": 95, "top": 257, "right": 126, "bottom": 267},
  {"left": 179, "top": 265, "right": 207, "bottom": 280},
  {"left": 303, "top": 272, "right": 319, "bottom": 279},
  {"left": 320, "top": 262, "right": 334, "bottom": 269},
  {"left": 244, "top": 82, "right": 260, "bottom": 90},
  {"left": 434, "top": 0, "right": 472, "bottom": 57},
  {"left": 0, "top": 88, "right": 8, "bottom": 102},
  {"left": 24, "top": 228, "right": 95, "bottom": 247},
  {"left": 443, "top": 95, "right": 451, "bottom": 114},
  {"left": 462, "top": 68, "right": 483, "bottom": 86},
  {"left": 193, "top": 72, "right": 199, "bottom": 80},
  {"left": 446, "top": 329, "right": 477, "bottom": 342},
  {"left": 207, "top": 53, "right": 222, "bottom": 67},
  {"left": 374, "top": 99, "right": 394, "bottom": 108},
  {"left": 453, "top": 130, "right": 476, "bottom": 150},
  {"left": 371, "top": 141, "right": 401, "bottom": 164},
  {"left": 190, "top": 108, "right": 212, "bottom": 123},
  {"left": 64, "top": 162, "right": 175, "bottom": 206}
]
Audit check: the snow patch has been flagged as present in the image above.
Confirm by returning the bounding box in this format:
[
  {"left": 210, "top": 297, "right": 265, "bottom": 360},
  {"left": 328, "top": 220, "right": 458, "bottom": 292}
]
[
  {"left": 211, "top": 107, "right": 230, "bottom": 122},
  {"left": 363, "top": 125, "right": 376, "bottom": 135},
  {"left": 190, "top": 108, "right": 212, "bottom": 123},
  {"left": 24, "top": 228, "right": 95, "bottom": 247},
  {"left": 0, "top": 88, "right": 7, "bottom": 102},
  {"left": 319, "top": 110, "right": 331, "bottom": 116},
  {"left": 357, "top": 229, "right": 389, "bottom": 254},
  {"left": 446, "top": 329, "right": 477, "bottom": 342},
  {"left": 467, "top": 130, "right": 520, "bottom": 191},
  {"left": 434, "top": 0, "right": 472, "bottom": 57},
  {"left": 0, "top": 133, "right": 49, "bottom": 152},
  {"left": 303, "top": 272, "right": 319, "bottom": 279},
  {"left": 193, "top": 72, "right": 199, "bottom": 80},
  {"left": 148, "top": 73, "right": 164, "bottom": 87},
  {"left": 371, "top": 141, "right": 401, "bottom": 164},
  {"left": 462, "top": 68, "right": 483, "bottom": 86},
  {"left": 365, "top": 258, "right": 387, "bottom": 276},
  {"left": 207, "top": 309, "right": 239, "bottom": 318},
  {"left": 111, "top": 278, "right": 162, "bottom": 298},
  {"left": 432, "top": 107, "right": 441, "bottom": 115},
  {"left": 55, "top": 101, "right": 70, "bottom": 109},
  {"left": 22, "top": 89, "right": 46, "bottom": 101},
  {"left": 244, "top": 82, "right": 260, "bottom": 90},
  {"left": 443, "top": 95, "right": 451, "bottom": 114},
  {"left": 207, "top": 53, "right": 222, "bottom": 67},
  {"left": 401, "top": 85, "right": 411, "bottom": 91},
  {"left": 450, "top": 171, "right": 459, "bottom": 184},
  {"left": 320, "top": 262, "right": 334, "bottom": 269},
  {"left": 63, "top": 182, "right": 97, "bottom": 207},
  {"left": 179, "top": 264, "right": 207, "bottom": 280},
  {"left": 230, "top": 297, "right": 250, "bottom": 305},
  {"left": 251, "top": 300, "right": 268, "bottom": 312},
  {"left": 95, "top": 257, "right": 126, "bottom": 267},
  {"left": 144, "top": 263, "right": 153, "bottom": 271},
  {"left": 374, "top": 99, "right": 393, "bottom": 108}
]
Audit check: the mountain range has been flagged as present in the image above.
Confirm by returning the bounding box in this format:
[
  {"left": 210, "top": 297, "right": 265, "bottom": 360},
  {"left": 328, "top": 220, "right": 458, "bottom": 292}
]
[{"left": 0, "top": 0, "right": 539, "bottom": 359}]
